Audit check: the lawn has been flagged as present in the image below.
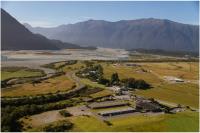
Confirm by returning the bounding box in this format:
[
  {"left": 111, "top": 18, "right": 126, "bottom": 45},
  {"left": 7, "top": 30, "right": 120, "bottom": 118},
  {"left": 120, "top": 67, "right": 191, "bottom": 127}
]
[
  {"left": 70, "top": 111, "right": 199, "bottom": 132},
  {"left": 164, "top": 111, "right": 199, "bottom": 132},
  {"left": 2, "top": 75, "right": 75, "bottom": 97},
  {"left": 80, "top": 78, "right": 106, "bottom": 88},
  {"left": 135, "top": 83, "right": 199, "bottom": 108},
  {"left": 1, "top": 67, "right": 44, "bottom": 81},
  {"left": 90, "top": 89, "right": 113, "bottom": 99},
  {"left": 70, "top": 115, "right": 111, "bottom": 132}
]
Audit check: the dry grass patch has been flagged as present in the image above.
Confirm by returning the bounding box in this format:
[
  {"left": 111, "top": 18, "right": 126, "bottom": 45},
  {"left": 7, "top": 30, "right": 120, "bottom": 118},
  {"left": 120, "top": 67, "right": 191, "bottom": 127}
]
[
  {"left": 90, "top": 89, "right": 113, "bottom": 99},
  {"left": 80, "top": 78, "right": 106, "bottom": 88},
  {"left": 1, "top": 67, "right": 44, "bottom": 81},
  {"left": 2, "top": 75, "right": 75, "bottom": 97},
  {"left": 62, "top": 61, "right": 85, "bottom": 72},
  {"left": 101, "top": 63, "right": 162, "bottom": 86},
  {"left": 141, "top": 62, "right": 199, "bottom": 80}
]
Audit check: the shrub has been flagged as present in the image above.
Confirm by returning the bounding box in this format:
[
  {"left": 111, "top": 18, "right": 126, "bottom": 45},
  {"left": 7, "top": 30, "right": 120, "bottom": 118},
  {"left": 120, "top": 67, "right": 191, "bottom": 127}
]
[
  {"left": 103, "top": 120, "right": 112, "bottom": 126},
  {"left": 59, "top": 110, "right": 72, "bottom": 117},
  {"left": 110, "top": 73, "right": 120, "bottom": 85},
  {"left": 121, "top": 78, "right": 150, "bottom": 90},
  {"left": 42, "top": 120, "right": 73, "bottom": 132},
  {"left": 98, "top": 78, "right": 110, "bottom": 86}
]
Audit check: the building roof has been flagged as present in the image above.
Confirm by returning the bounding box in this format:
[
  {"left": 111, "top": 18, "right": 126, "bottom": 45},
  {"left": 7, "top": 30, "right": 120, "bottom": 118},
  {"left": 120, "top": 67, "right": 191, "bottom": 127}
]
[
  {"left": 88, "top": 100, "right": 128, "bottom": 109},
  {"left": 98, "top": 107, "right": 135, "bottom": 115},
  {"left": 115, "top": 95, "right": 131, "bottom": 100}
]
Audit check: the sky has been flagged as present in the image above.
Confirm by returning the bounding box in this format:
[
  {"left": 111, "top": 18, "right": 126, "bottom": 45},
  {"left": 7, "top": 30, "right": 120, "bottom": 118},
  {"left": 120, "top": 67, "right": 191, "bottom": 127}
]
[{"left": 1, "top": 1, "right": 199, "bottom": 27}]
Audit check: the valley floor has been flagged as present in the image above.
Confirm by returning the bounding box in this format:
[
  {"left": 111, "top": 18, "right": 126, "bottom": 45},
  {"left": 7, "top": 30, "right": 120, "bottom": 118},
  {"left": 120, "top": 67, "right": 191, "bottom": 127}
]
[{"left": 1, "top": 51, "right": 199, "bottom": 132}]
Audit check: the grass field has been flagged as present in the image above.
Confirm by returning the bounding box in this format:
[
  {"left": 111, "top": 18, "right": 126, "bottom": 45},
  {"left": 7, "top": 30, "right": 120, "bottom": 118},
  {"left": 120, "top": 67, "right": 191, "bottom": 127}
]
[
  {"left": 2, "top": 75, "right": 75, "bottom": 97},
  {"left": 101, "top": 62, "right": 198, "bottom": 84},
  {"left": 101, "top": 63, "right": 162, "bottom": 86},
  {"left": 80, "top": 78, "right": 106, "bottom": 88},
  {"left": 70, "top": 115, "right": 111, "bottom": 132},
  {"left": 90, "top": 89, "right": 113, "bottom": 99},
  {"left": 99, "top": 62, "right": 199, "bottom": 108},
  {"left": 164, "top": 111, "right": 199, "bottom": 131},
  {"left": 54, "top": 61, "right": 68, "bottom": 69},
  {"left": 135, "top": 83, "right": 199, "bottom": 108},
  {"left": 1, "top": 67, "right": 44, "bottom": 81},
  {"left": 141, "top": 62, "right": 199, "bottom": 80},
  {"left": 70, "top": 111, "right": 199, "bottom": 132},
  {"left": 62, "top": 61, "right": 85, "bottom": 72}
]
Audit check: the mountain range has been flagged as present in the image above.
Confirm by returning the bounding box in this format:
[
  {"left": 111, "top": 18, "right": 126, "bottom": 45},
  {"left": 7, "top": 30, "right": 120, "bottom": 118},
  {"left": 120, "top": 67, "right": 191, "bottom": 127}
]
[
  {"left": 1, "top": 8, "right": 199, "bottom": 52},
  {"left": 25, "top": 19, "right": 199, "bottom": 52},
  {"left": 1, "top": 9, "right": 82, "bottom": 50}
]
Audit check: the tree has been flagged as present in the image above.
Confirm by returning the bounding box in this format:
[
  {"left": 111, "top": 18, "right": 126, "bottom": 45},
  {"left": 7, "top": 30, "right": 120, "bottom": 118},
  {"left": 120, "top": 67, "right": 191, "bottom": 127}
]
[
  {"left": 96, "top": 65, "right": 103, "bottom": 75},
  {"left": 121, "top": 78, "right": 136, "bottom": 88},
  {"left": 98, "top": 78, "right": 110, "bottom": 86},
  {"left": 135, "top": 80, "right": 150, "bottom": 89},
  {"left": 42, "top": 120, "right": 73, "bottom": 132},
  {"left": 121, "top": 78, "right": 150, "bottom": 90},
  {"left": 59, "top": 110, "right": 72, "bottom": 117},
  {"left": 110, "top": 73, "right": 120, "bottom": 85}
]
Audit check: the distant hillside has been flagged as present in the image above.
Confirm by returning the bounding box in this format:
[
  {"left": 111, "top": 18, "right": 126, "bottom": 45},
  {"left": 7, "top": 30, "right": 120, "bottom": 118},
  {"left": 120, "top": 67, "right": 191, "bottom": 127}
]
[
  {"left": 129, "top": 49, "right": 199, "bottom": 57},
  {"left": 1, "top": 9, "right": 82, "bottom": 50},
  {"left": 25, "top": 19, "right": 199, "bottom": 52}
]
